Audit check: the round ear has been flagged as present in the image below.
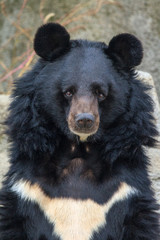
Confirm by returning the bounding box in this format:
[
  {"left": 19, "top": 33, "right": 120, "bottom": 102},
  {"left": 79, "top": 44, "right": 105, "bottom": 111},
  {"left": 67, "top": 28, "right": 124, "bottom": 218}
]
[
  {"left": 106, "top": 33, "right": 143, "bottom": 68},
  {"left": 34, "top": 23, "right": 70, "bottom": 61}
]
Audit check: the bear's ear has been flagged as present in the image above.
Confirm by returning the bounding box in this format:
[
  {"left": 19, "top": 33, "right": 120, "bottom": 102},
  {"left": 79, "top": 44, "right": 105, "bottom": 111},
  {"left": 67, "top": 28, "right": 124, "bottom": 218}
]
[
  {"left": 106, "top": 33, "right": 143, "bottom": 68},
  {"left": 34, "top": 23, "right": 70, "bottom": 61}
]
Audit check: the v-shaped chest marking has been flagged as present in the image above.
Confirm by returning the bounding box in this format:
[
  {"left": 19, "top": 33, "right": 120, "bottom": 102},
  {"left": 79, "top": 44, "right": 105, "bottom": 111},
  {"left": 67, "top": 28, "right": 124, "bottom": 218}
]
[{"left": 11, "top": 181, "right": 137, "bottom": 240}]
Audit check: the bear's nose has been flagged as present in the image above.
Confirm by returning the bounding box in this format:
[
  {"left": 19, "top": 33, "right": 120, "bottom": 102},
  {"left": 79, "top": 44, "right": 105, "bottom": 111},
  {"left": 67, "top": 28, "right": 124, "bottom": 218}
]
[{"left": 75, "top": 113, "right": 95, "bottom": 129}]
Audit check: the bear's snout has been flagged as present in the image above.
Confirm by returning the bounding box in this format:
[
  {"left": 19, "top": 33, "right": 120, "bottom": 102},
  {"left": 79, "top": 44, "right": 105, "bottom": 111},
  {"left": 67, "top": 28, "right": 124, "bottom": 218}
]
[{"left": 75, "top": 113, "right": 95, "bottom": 129}]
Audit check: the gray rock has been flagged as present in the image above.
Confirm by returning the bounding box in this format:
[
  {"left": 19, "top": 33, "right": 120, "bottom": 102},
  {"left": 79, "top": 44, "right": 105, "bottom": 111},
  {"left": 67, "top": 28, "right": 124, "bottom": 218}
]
[
  {"left": 0, "top": 95, "right": 10, "bottom": 188},
  {"left": 137, "top": 71, "right": 160, "bottom": 207}
]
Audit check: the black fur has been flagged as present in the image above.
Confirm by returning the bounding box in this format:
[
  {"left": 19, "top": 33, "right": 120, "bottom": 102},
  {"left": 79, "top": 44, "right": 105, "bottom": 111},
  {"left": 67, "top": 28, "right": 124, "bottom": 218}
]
[
  {"left": 0, "top": 23, "right": 159, "bottom": 240},
  {"left": 106, "top": 33, "right": 143, "bottom": 69},
  {"left": 34, "top": 23, "right": 70, "bottom": 61}
]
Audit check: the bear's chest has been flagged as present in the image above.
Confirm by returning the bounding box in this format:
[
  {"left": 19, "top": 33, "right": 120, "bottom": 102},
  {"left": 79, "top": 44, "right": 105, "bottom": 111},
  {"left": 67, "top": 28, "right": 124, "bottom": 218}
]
[
  {"left": 52, "top": 157, "right": 105, "bottom": 201},
  {"left": 12, "top": 176, "right": 136, "bottom": 240},
  {"left": 45, "top": 198, "right": 108, "bottom": 240}
]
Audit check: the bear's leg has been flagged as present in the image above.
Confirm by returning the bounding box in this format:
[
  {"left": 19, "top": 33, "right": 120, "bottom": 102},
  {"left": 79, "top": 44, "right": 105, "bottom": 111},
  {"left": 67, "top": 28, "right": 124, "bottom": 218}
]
[
  {"left": 0, "top": 190, "right": 28, "bottom": 240},
  {"left": 120, "top": 196, "right": 159, "bottom": 240}
]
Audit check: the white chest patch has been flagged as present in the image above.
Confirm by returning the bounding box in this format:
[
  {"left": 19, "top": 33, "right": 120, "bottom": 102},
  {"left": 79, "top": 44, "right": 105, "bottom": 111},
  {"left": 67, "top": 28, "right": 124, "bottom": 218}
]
[{"left": 11, "top": 181, "right": 137, "bottom": 240}]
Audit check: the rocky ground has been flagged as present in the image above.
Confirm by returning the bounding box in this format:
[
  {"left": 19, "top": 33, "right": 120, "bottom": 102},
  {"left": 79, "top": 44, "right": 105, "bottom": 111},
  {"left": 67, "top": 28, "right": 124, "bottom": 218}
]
[{"left": 0, "top": 71, "right": 160, "bottom": 208}]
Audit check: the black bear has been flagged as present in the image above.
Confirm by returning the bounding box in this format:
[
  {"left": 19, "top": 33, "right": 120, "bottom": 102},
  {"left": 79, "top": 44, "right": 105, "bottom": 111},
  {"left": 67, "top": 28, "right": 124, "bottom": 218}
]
[{"left": 0, "top": 23, "right": 159, "bottom": 240}]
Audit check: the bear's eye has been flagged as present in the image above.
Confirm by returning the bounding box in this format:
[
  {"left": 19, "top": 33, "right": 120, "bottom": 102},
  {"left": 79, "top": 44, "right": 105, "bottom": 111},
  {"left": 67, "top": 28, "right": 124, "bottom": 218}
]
[
  {"left": 64, "top": 90, "right": 73, "bottom": 98},
  {"left": 95, "top": 89, "right": 106, "bottom": 101}
]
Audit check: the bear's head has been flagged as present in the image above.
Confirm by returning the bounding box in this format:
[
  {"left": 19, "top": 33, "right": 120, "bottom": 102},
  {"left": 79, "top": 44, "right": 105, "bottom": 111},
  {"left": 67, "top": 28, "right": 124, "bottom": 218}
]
[
  {"left": 33, "top": 23, "right": 143, "bottom": 142},
  {"left": 8, "top": 23, "right": 157, "bottom": 157}
]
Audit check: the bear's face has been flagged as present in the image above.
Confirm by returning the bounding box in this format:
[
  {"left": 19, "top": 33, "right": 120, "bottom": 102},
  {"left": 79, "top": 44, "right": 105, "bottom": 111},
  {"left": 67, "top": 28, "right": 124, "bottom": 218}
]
[
  {"left": 37, "top": 45, "right": 128, "bottom": 141},
  {"left": 34, "top": 23, "right": 143, "bottom": 142}
]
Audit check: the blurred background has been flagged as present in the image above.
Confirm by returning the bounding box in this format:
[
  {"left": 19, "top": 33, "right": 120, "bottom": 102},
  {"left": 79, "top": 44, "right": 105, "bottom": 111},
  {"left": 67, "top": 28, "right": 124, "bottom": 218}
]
[
  {"left": 0, "top": 0, "right": 160, "bottom": 206},
  {"left": 0, "top": 0, "right": 160, "bottom": 98}
]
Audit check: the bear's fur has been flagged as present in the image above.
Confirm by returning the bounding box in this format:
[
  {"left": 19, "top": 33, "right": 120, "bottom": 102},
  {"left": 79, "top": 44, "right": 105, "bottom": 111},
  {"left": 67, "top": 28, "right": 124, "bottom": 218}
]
[{"left": 0, "top": 23, "right": 159, "bottom": 240}]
